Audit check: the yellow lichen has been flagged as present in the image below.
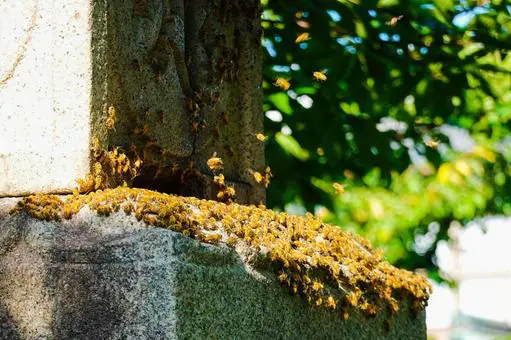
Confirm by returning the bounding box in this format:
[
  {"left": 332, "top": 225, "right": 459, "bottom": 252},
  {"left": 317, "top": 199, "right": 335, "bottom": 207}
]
[{"left": 10, "top": 187, "right": 431, "bottom": 319}]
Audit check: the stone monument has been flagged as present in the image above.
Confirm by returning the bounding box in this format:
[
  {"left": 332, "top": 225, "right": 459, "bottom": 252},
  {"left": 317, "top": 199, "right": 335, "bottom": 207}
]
[
  {"left": 0, "top": 0, "right": 430, "bottom": 338},
  {"left": 0, "top": 0, "right": 264, "bottom": 204}
]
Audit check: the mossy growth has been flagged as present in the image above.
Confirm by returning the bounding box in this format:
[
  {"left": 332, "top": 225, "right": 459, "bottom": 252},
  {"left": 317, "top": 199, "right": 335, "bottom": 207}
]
[{"left": 9, "top": 187, "right": 431, "bottom": 320}]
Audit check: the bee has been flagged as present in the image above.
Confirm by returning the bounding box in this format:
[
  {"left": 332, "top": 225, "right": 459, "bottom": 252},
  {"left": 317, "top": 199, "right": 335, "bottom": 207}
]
[
  {"left": 253, "top": 171, "right": 263, "bottom": 183},
  {"left": 313, "top": 71, "right": 327, "bottom": 82},
  {"left": 426, "top": 139, "right": 440, "bottom": 149},
  {"left": 342, "top": 311, "right": 350, "bottom": 321},
  {"left": 312, "top": 281, "right": 324, "bottom": 291},
  {"left": 386, "top": 15, "right": 404, "bottom": 26},
  {"left": 94, "top": 175, "right": 103, "bottom": 190},
  {"left": 226, "top": 235, "right": 237, "bottom": 246},
  {"left": 106, "top": 106, "right": 117, "bottom": 130},
  {"left": 214, "top": 174, "right": 225, "bottom": 185},
  {"left": 93, "top": 162, "right": 103, "bottom": 176},
  {"left": 274, "top": 77, "right": 291, "bottom": 91},
  {"left": 209, "top": 91, "right": 221, "bottom": 104},
  {"left": 191, "top": 121, "right": 200, "bottom": 133},
  {"left": 333, "top": 182, "right": 346, "bottom": 194},
  {"left": 256, "top": 133, "right": 267, "bottom": 142},
  {"left": 207, "top": 152, "right": 224, "bottom": 172},
  {"left": 155, "top": 71, "right": 163, "bottom": 82},
  {"left": 295, "top": 32, "right": 310, "bottom": 43},
  {"left": 327, "top": 296, "right": 337, "bottom": 309},
  {"left": 204, "top": 233, "right": 222, "bottom": 244},
  {"left": 184, "top": 98, "right": 198, "bottom": 112},
  {"left": 143, "top": 124, "right": 150, "bottom": 135}
]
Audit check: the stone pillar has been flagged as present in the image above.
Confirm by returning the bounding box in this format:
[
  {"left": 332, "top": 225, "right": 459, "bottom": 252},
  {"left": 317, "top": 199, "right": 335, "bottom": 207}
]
[{"left": 0, "top": 0, "right": 264, "bottom": 204}]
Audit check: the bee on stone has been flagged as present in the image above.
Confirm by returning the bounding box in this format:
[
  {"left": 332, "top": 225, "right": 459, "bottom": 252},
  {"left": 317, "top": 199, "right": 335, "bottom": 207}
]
[
  {"left": 274, "top": 77, "right": 291, "bottom": 90},
  {"left": 207, "top": 152, "right": 224, "bottom": 173},
  {"left": 106, "top": 106, "right": 117, "bottom": 130}
]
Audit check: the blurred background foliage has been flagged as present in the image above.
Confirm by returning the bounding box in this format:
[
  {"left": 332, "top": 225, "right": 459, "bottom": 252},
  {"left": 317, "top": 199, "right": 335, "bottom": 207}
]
[{"left": 261, "top": 0, "right": 511, "bottom": 280}]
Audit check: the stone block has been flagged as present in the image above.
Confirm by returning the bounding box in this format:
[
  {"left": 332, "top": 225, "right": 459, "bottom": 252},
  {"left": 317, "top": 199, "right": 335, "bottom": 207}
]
[
  {"left": 0, "top": 0, "right": 264, "bottom": 203},
  {"left": 0, "top": 197, "right": 426, "bottom": 339}
]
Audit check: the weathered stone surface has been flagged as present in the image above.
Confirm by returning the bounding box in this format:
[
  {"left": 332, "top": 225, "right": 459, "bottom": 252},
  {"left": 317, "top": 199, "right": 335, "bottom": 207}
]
[
  {"left": 0, "top": 199, "right": 426, "bottom": 339},
  {"left": 0, "top": 1, "right": 91, "bottom": 195},
  {"left": 1, "top": 0, "right": 264, "bottom": 204}
]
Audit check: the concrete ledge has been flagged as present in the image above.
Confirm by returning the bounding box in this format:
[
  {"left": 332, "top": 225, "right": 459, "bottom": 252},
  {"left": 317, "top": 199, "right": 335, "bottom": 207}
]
[{"left": 0, "top": 197, "right": 426, "bottom": 339}]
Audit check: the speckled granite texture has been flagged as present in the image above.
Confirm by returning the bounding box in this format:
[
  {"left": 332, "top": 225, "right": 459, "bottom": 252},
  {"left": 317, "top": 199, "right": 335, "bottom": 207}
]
[{"left": 0, "top": 199, "right": 426, "bottom": 339}]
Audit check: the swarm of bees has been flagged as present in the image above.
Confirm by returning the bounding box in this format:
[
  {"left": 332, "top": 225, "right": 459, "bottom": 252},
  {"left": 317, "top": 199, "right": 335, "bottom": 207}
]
[
  {"left": 11, "top": 187, "right": 431, "bottom": 320},
  {"left": 76, "top": 137, "right": 142, "bottom": 194}
]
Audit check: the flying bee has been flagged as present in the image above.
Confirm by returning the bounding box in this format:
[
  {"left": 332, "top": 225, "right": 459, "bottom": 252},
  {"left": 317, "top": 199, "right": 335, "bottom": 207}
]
[
  {"left": 274, "top": 77, "right": 291, "bottom": 91},
  {"left": 426, "top": 139, "right": 440, "bottom": 149},
  {"left": 106, "top": 106, "right": 117, "bottom": 130},
  {"left": 295, "top": 32, "right": 310, "bottom": 43},
  {"left": 386, "top": 15, "right": 404, "bottom": 26},
  {"left": 313, "top": 71, "right": 327, "bottom": 82},
  {"left": 333, "top": 182, "right": 346, "bottom": 194},
  {"left": 253, "top": 171, "right": 263, "bottom": 184},
  {"left": 256, "top": 133, "right": 267, "bottom": 142}
]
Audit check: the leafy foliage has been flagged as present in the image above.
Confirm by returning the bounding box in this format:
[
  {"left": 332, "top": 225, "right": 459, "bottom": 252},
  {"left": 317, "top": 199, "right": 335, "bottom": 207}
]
[{"left": 262, "top": 0, "right": 511, "bottom": 277}]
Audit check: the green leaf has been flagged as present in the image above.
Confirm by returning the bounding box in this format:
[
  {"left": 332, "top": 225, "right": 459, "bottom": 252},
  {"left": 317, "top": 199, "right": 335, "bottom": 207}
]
[
  {"left": 275, "top": 132, "right": 310, "bottom": 161},
  {"left": 268, "top": 93, "right": 293, "bottom": 115}
]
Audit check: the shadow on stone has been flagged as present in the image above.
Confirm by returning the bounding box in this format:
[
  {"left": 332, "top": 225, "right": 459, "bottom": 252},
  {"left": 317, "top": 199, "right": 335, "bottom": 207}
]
[{"left": 0, "top": 300, "right": 21, "bottom": 340}]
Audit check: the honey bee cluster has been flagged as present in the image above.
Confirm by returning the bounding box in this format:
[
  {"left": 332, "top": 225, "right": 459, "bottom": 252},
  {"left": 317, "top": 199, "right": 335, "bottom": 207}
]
[
  {"left": 77, "top": 137, "right": 142, "bottom": 193},
  {"left": 10, "top": 187, "right": 431, "bottom": 320},
  {"left": 207, "top": 153, "right": 236, "bottom": 203}
]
